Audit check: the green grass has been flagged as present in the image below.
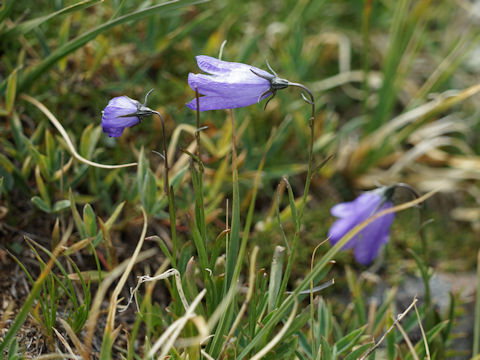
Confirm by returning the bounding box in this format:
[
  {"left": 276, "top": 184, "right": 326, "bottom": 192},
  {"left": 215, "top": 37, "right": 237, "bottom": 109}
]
[{"left": 1, "top": 0, "right": 479, "bottom": 358}]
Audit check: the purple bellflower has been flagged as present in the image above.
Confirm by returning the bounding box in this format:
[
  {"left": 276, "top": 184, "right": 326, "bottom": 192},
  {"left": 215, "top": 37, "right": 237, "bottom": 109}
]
[
  {"left": 102, "top": 91, "right": 156, "bottom": 137},
  {"left": 328, "top": 188, "right": 395, "bottom": 265},
  {"left": 186, "top": 55, "right": 291, "bottom": 111}
]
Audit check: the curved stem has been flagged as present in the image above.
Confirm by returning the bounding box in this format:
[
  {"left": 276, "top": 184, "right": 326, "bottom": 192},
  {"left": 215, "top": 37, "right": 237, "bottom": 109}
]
[
  {"left": 392, "top": 182, "right": 420, "bottom": 199},
  {"left": 287, "top": 82, "right": 315, "bottom": 117},
  {"left": 288, "top": 82, "right": 315, "bottom": 219},
  {"left": 277, "top": 82, "right": 316, "bottom": 303},
  {"left": 392, "top": 183, "right": 430, "bottom": 282}
]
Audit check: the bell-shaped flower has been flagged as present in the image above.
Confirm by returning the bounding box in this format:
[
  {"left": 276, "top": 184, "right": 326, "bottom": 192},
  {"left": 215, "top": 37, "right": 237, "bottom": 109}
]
[
  {"left": 102, "top": 95, "right": 156, "bottom": 137},
  {"left": 328, "top": 188, "right": 395, "bottom": 265},
  {"left": 186, "top": 55, "right": 290, "bottom": 111}
]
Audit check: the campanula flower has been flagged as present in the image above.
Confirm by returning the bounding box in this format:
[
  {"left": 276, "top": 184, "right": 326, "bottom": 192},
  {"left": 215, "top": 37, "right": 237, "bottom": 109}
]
[
  {"left": 101, "top": 92, "right": 156, "bottom": 137},
  {"left": 186, "top": 55, "right": 291, "bottom": 111},
  {"left": 328, "top": 188, "right": 395, "bottom": 265}
]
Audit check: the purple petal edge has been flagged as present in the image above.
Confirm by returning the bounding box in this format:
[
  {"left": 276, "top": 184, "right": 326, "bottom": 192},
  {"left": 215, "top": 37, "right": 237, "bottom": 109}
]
[
  {"left": 186, "top": 91, "right": 272, "bottom": 111},
  {"left": 195, "top": 55, "right": 272, "bottom": 79}
]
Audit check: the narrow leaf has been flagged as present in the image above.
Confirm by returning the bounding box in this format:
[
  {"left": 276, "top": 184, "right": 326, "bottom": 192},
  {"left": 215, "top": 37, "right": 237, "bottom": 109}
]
[
  {"left": 31, "top": 196, "right": 51, "bottom": 213},
  {"left": 52, "top": 200, "right": 71, "bottom": 213},
  {"left": 268, "top": 246, "right": 285, "bottom": 312},
  {"left": 2, "top": 0, "right": 101, "bottom": 38},
  {"left": 5, "top": 66, "right": 19, "bottom": 113},
  {"left": 83, "top": 203, "right": 97, "bottom": 236},
  {"left": 14, "top": 0, "right": 209, "bottom": 94}
]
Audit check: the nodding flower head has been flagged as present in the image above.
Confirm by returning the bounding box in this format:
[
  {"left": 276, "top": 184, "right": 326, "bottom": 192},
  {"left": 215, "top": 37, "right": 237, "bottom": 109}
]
[
  {"left": 101, "top": 91, "right": 156, "bottom": 137},
  {"left": 328, "top": 187, "right": 395, "bottom": 265},
  {"left": 186, "top": 55, "right": 291, "bottom": 111}
]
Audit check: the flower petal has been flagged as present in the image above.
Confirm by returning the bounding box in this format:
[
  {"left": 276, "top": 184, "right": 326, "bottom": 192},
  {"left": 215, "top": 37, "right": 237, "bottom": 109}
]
[
  {"left": 102, "top": 126, "right": 126, "bottom": 138},
  {"left": 196, "top": 55, "right": 235, "bottom": 74},
  {"left": 188, "top": 73, "right": 270, "bottom": 97},
  {"left": 353, "top": 233, "right": 388, "bottom": 265},
  {"left": 329, "top": 193, "right": 383, "bottom": 247},
  {"left": 328, "top": 190, "right": 395, "bottom": 265},
  {"left": 353, "top": 207, "right": 394, "bottom": 265},
  {"left": 186, "top": 91, "right": 272, "bottom": 111},
  {"left": 196, "top": 55, "right": 272, "bottom": 79},
  {"left": 331, "top": 202, "right": 355, "bottom": 218},
  {"left": 328, "top": 217, "right": 360, "bottom": 249},
  {"left": 354, "top": 192, "right": 383, "bottom": 214},
  {"left": 106, "top": 96, "right": 139, "bottom": 111},
  {"left": 101, "top": 96, "right": 141, "bottom": 137},
  {"left": 102, "top": 112, "right": 139, "bottom": 128}
]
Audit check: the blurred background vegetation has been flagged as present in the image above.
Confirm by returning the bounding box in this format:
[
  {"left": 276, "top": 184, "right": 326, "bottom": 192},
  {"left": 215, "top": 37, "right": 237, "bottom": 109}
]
[{"left": 1, "top": 0, "right": 480, "bottom": 358}]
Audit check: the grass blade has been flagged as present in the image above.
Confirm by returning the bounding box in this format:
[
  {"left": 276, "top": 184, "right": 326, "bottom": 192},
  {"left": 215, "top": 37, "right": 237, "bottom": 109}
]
[
  {"left": 0, "top": 238, "right": 67, "bottom": 353},
  {"left": 237, "top": 191, "right": 437, "bottom": 359},
  {"left": 1, "top": 0, "right": 101, "bottom": 38},
  {"left": 0, "top": 0, "right": 15, "bottom": 26},
  {"left": 12, "top": 0, "right": 209, "bottom": 94}
]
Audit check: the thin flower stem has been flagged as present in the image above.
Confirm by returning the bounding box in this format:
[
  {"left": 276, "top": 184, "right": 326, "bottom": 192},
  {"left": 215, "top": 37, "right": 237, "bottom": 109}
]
[
  {"left": 168, "top": 187, "right": 178, "bottom": 268},
  {"left": 153, "top": 110, "right": 178, "bottom": 268},
  {"left": 230, "top": 126, "right": 278, "bottom": 302},
  {"left": 195, "top": 87, "right": 202, "bottom": 160},
  {"left": 225, "top": 108, "right": 239, "bottom": 290},
  {"left": 230, "top": 109, "right": 238, "bottom": 169},
  {"left": 285, "top": 82, "right": 315, "bottom": 220},
  {"left": 153, "top": 111, "right": 169, "bottom": 194},
  {"left": 276, "top": 82, "right": 316, "bottom": 303},
  {"left": 287, "top": 83, "right": 316, "bottom": 220},
  {"left": 392, "top": 183, "right": 431, "bottom": 303}
]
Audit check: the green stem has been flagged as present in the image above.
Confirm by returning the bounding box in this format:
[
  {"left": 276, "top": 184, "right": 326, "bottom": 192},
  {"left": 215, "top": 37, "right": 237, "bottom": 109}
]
[
  {"left": 153, "top": 111, "right": 169, "bottom": 195},
  {"left": 154, "top": 110, "right": 178, "bottom": 268},
  {"left": 195, "top": 87, "right": 202, "bottom": 160},
  {"left": 231, "top": 127, "right": 278, "bottom": 288},
  {"left": 225, "top": 109, "right": 239, "bottom": 290},
  {"left": 277, "top": 82, "right": 315, "bottom": 304},
  {"left": 168, "top": 186, "right": 177, "bottom": 268}
]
